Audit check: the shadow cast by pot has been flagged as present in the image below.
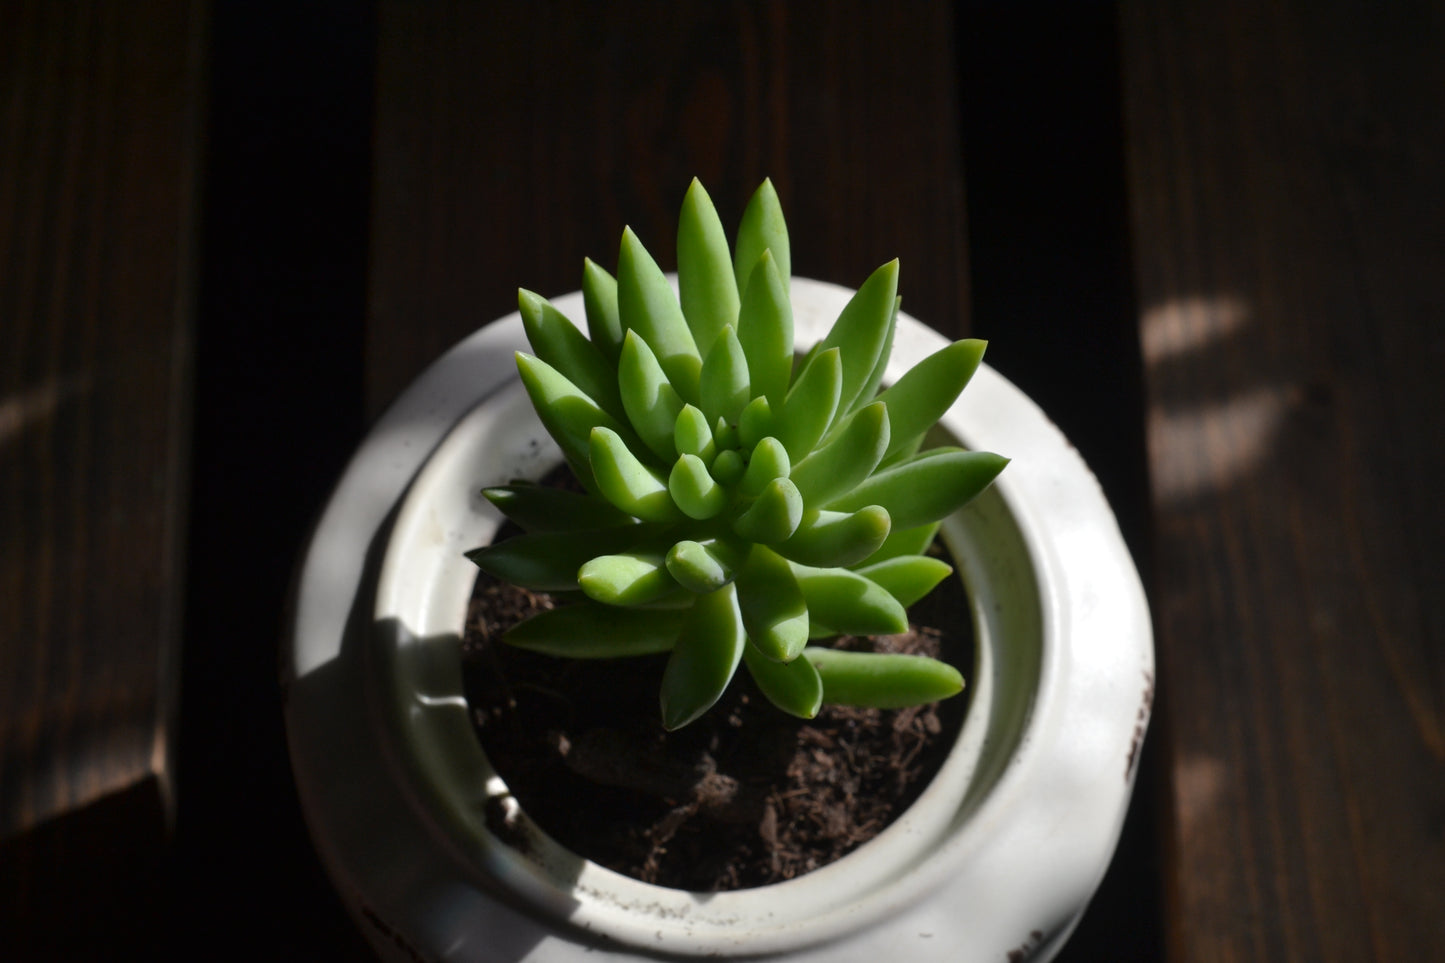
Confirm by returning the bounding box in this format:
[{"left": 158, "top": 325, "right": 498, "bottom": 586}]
[{"left": 286, "top": 495, "right": 579, "bottom": 962}]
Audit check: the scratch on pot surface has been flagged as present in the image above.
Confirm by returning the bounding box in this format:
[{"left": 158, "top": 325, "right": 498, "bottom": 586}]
[
  {"left": 1007, "top": 929, "right": 1045, "bottom": 962},
  {"left": 1126, "top": 669, "right": 1155, "bottom": 782}
]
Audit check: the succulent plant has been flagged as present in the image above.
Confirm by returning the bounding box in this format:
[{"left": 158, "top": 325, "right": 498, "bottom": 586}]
[{"left": 467, "top": 179, "right": 1007, "bottom": 730}]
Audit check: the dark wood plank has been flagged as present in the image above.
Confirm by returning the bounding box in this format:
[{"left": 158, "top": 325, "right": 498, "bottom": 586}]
[
  {"left": 0, "top": 0, "right": 203, "bottom": 839},
  {"left": 1121, "top": 1, "right": 1445, "bottom": 958},
  {"left": 367, "top": 0, "right": 970, "bottom": 417},
  {"left": 0, "top": 0, "right": 203, "bottom": 953}
]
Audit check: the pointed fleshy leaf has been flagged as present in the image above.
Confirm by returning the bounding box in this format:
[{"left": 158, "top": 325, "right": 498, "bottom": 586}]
[
  {"left": 790, "top": 564, "right": 907, "bottom": 636},
  {"left": 666, "top": 537, "right": 747, "bottom": 594},
  {"left": 516, "top": 352, "right": 629, "bottom": 492},
  {"left": 815, "top": 259, "right": 899, "bottom": 413},
  {"left": 617, "top": 226, "right": 701, "bottom": 402},
  {"left": 660, "top": 584, "right": 746, "bottom": 730},
  {"left": 577, "top": 551, "right": 676, "bottom": 606},
  {"left": 519, "top": 289, "right": 626, "bottom": 422},
  {"left": 877, "top": 430, "right": 926, "bottom": 470},
  {"left": 590, "top": 426, "right": 681, "bottom": 522},
  {"left": 733, "top": 179, "right": 789, "bottom": 296},
  {"left": 744, "top": 643, "right": 821, "bottom": 719},
  {"left": 872, "top": 339, "right": 986, "bottom": 460},
  {"left": 739, "top": 436, "right": 790, "bottom": 497},
  {"left": 777, "top": 347, "right": 842, "bottom": 462},
  {"left": 677, "top": 178, "right": 740, "bottom": 354},
  {"left": 776, "top": 506, "right": 891, "bottom": 569},
  {"left": 711, "top": 448, "right": 745, "bottom": 487},
  {"left": 669, "top": 453, "right": 728, "bottom": 519},
  {"left": 848, "top": 295, "right": 900, "bottom": 415},
  {"left": 737, "top": 396, "right": 773, "bottom": 450},
  {"left": 700, "top": 325, "right": 751, "bottom": 423},
  {"left": 582, "top": 259, "right": 624, "bottom": 364},
  {"left": 713, "top": 416, "right": 739, "bottom": 451},
  {"left": 736, "top": 251, "right": 793, "bottom": 408},
  {"left": 672, "top": 403, "right": 715, "bottom": 461},
  {"left": 618, "top": 330, "right": 685, "bottom": 463},
  {"left": 859, "top": 521, "right": 941, "bottom": 566},
  {"left": 482, "top": 484, "right": 632, "bottom": 532},
  {"left": 731, "top": 477, "right": 803, "bottom": 544},
  {"left": 853, "top": 555, "right": 953, "bottom": 608},
  {"left": 504, "top": 602, "right": 683, "bottom": 657},
  {"left": 736, "top": 545, "right": 808, "bottom": 662},
  {"left": 826, "top": 448, "right": 1008, "bottom": 529},
  {"left": 788, "top": 402, "right": 889, "bottom": 508},
  {"left": 804, "top": 648, "right": 964, "bottom": 708},
  {"left": 466, "top": 527, "right": 645, "bottom": 591}
]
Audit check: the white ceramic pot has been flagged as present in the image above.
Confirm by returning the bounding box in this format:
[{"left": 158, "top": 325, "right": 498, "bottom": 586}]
[{"left": 284, "top": 279, "right": 1154, "bottom": 962}]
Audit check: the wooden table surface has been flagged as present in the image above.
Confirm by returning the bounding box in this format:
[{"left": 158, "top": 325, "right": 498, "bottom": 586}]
[{"left": 3, "top": 1, "right": 1440, "bottom": 959}]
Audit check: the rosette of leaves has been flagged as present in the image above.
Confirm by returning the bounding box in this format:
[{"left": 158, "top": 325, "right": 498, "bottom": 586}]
[{"left": 468, "top": 179, "right": 1007, "bottom": 730}]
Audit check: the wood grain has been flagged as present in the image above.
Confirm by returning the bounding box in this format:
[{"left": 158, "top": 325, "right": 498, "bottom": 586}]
[
  {"left": 367, "top": 0, "right": 970, "bottom": 417},
  {"left": 1121, "top": 1, "right": 1445, "bottom": 957},
  {"left": 0, "top": 0, "right": 203, "bottom": 840}
]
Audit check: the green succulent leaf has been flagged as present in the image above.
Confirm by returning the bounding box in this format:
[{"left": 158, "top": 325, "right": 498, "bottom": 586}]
[
  {"left": 577, "top": 551, "right": 677, "bottom": 606},
  {"left": 872, "top": 339, "right": 986, "bottom": 460},
  {"left": 515, "top": 352, "right": 630, "bottom": 492},
  {"left": 815, "top": 259, "right": 899, "bottom": 414},
  {"left": 590, "top": 426, "right": 681, "bottom": 522},
  {"left": 713, "top": 416, "right": 739, "bottom": 451},
  {"left": 617, "top": 226, "right": 701, "bottom": 402},
  {"left": 803, "top": 648, "right": 964, "bottom": 709},
  {"left": 736, "top": 250, "right": 793, "bottom": 408},
  {"left": 731, "top": 476, "right": 803, "bottom": 544},
  {"left": 518, "top": 289, "right": 626, "bottom": 422},
  {"left": 669, "top": 453, "right": 728, "bottom": 519},
  {"left": 660, "top": 584, "right": 746, "bottom": 730},
  {"left": 736, "top": 396, "right": 774, "bottom": 451},
  {"left": 849, "top": 295, "right": 901, "bottom": 415},
  {"left": 482, "top": 484, "right": 633, "bottom": 532},
  {"left": 581, "top": 258, "right": 623, "bottom": 364},
  {"left": 734, "top": 178, "right": 789, "bottom": 296},
  {"left": 666, "top": 537, "right": 747, "bottom": 594},
  {"left": 826, "top": 448, "right": 1009, "bottom": 529},
  {"left": 790, "top": 564, "right": 908, "bottom": 636},
  {"left": 807, "top": 621, "right": 840, "bottom": 641},
  {"left": 677, "top": 178, "right": 740, "bottom": 355},
  {"left": 859, "top": 520, "right": 942, "bottom": 566},
  {"left": 788, "top": 401, "right": 890, "bottom": 509},
  {"left": 739, "top": 436, "right": 790, "bottom": 498},
  {"left": 618, "top": 330, "right": 686, "bottom": 464},
  {"left": 777, "top": 505, "right": 891, "bottom": 569},
  {"left": 852, "top": 555, "right": 953, "bottom": 608},
  {"left": 503, "top": 601, "right": 683, "bottom": 657},
  {"left": 711, "top": 448, "right": 745, "bottom": 487},
  {"left": 777, "top": 347, "right": 842, "bottom": 463},
  {"left": 877, "top": 429, "right": 927, "bottom": 470},
  {"left": 466, "top": 527, "right": 647, "bottom": 592},
  {"left": 735, "top": 544, "right": 809, "bottom": 662},
  {"left": 672, "top": 403, "right": 716, "bottom": 461},
  {"left": 743, "top": 642, "right": 822, "bottom": 719},
  {"left": 700, "top": 325, "right": 751, "bottom": 424}
]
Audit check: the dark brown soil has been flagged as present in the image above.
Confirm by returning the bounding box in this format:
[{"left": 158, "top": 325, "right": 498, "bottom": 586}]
[{"left": 461, "top": 516, "right": 973, "bottom": 892}]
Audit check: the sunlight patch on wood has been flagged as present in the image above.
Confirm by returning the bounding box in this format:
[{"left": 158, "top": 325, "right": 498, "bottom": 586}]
[
  {"left": 1149, "top": 384, "right": 1287, "bottom": 502},
  {"left": 1141, "top": 294, "right": 1250, "bottom": 364}
]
